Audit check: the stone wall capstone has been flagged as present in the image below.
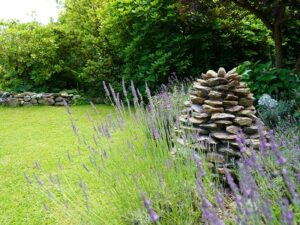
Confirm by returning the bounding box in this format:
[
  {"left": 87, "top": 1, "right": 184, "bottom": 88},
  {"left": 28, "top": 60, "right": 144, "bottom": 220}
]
[
  {"left": 176, "top": 67, "right": 267, "bottom": 172},
  {"left": 0, "top": 91, "right": 75, "bottom": 107}
]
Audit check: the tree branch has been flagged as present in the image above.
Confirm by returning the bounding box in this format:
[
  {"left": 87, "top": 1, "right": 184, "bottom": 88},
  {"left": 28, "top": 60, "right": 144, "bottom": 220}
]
[{"left": 230, "top": 0, "right": 273, "bottom": 31}]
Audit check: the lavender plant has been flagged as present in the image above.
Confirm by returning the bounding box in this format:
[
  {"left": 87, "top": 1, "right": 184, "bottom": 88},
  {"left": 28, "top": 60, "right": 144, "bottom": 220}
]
[
  {"left": 25, "top": 79, "right": 206, "bottom": 224},
  {"left": 25, "top": 79, "right": 300, "bottom": 224}
]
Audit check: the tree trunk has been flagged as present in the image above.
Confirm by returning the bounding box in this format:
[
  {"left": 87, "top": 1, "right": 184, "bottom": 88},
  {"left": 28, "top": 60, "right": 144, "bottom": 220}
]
[
  {"left": 273, "top": 23, "right": 284, "bottom": 68},
  {"left": 294, "top": 55, "right": 300, "bottom": 73}
]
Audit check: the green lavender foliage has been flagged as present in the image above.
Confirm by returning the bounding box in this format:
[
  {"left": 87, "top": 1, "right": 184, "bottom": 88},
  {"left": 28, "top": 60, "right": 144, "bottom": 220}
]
[{"left": 25, "top": 81, "right": 300, "bottom": 224}]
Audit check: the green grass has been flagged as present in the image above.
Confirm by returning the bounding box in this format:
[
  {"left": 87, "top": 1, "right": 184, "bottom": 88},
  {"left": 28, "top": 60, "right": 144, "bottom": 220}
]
[
  {"left": 0, "top": 103, "right": 203, "bottom": 225},
  {"left": 0, "top": 105, "right": 114, "bottom": 225}
]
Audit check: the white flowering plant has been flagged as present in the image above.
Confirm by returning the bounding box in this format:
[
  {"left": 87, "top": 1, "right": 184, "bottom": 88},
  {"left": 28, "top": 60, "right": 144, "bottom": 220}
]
[
  {"left": 258, "top": 94, "right": 278, "bottom": 109},
  {"left": 257, "top": 94, "right": 297, "bottom": 127}
]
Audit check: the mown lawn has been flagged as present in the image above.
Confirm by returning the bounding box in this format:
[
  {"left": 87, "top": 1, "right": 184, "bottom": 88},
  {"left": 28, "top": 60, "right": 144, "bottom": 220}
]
[{"left": 0, "top": 105, "right": 114, "bottom": 225}]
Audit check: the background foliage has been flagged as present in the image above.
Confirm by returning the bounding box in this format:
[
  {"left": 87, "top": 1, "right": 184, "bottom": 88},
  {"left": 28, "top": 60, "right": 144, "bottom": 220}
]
[{"left": 0, "top": 0, "right": 299, "bottom": 99}]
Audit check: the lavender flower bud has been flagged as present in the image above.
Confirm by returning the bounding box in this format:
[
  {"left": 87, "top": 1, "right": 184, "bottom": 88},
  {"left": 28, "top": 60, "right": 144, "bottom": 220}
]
[
  {"left": 103, "top": 81, "right": 110, "bottom": 96},
  {"left": 63, "top": 99, "right": 72, "bottom": 115},
  {"left": 34, "top": 173, "right": 43, "bottom": 186},
  {"left": 24, "top": 173, "right": 32, "bottom": 184},
  {"left": 122, "top": 78, "right": 127, "bottom": 97},
  {"left": 34, "top": 160, "right": 41, "bottom": 170},
  {"left": 142, "top": 192, "right": 159, "bottom": 223}
]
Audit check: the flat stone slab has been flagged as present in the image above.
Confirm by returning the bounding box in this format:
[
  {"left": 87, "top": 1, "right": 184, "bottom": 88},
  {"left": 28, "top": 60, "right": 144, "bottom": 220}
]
[
  {"left": 208, "top": 91, "right": 222, "bottom": 99},
  {"left": 193, "top": 84, "right": 211, "bottom": 94},
  {"left": 193, "top": 112, "right": 210, "bottom": 119},
  {"left": 207, "top": 77, "right": 228, "bottom": 86},
  {"left": 203, "top": 104, "right": 224, "bottom": 113},
  {"left": 234, "top": 88, "right": 251, "bottom": 96},
  {"left": 215, "top": 120, "right": 233, "bottom": 125},
  {"left": 207, "top": 153, "right": 225, "bottom": 163},
  {"left": 191, "top": 104, "right": 203, "bottom": 113},
  {"left": 239, "top": 98, "right": 254, "bottom": 107},
  {"left": 223, "top": 101, "right": 238, "bottom": 106},
  {"left": 226, "top": 125, "right": 240, "bottom": 134},
  {"left": 225, "top": 94, "right": 238, "bottom": 101},
  {"left": 180, "top": 126, "right": 209, "bottom": 135},
  {"left": 218, "top": 147, "right": 241, "bottom": 157},
  {"left": 196, "top": 79, "right": 209, "bottom": 86},
  {"left": 237, "top": 109, "right": 256, "bottom": 117},
  {"left": 202, "top": 70, "right": 217, "bottom": 79},
  {"left": 212, "top": 132, "right": 237, "bottom": 140},
  {"left": 190, "top": 95, "right": 205, "bottom": 104},
  {"left": 211, "top": 113, "right": 235, "bottom": 120},
  {"left": 225, "top": 105, "right": 244, "bottom": 113},
  {"left": 204, "top": 100, "right": 223, "bottom": 107},
  {"left": 244, "top": 126, "right": 258, "bottom": 134},
  {"left": 197, "top": 136, "right": 218, "bottom": 145},
  {"left": 199, "top": 123, "right": 218, "bottom": 130},
  {"left": 234, "top": 117, "right": 252, "bottom": 126},
  {"left": 214, "top": 85, "right": 229, "bottom": 91},
  {"left": 189, "top": 117, "right": 207, "bottom": 124}
]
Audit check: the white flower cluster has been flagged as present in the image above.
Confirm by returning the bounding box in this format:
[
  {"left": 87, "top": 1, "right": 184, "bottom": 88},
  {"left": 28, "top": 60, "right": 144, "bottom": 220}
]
[{"left": 258, "top": 94, "right": 278, "bottom": 109}]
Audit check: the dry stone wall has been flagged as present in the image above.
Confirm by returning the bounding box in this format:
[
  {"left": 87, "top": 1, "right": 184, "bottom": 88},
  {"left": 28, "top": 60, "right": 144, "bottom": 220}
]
[
  {"left": 176, "top": 67, "right": 267, "bottom": 171},
  {"left": 0, "top": 91, "right": 74, "bottom": 107}
]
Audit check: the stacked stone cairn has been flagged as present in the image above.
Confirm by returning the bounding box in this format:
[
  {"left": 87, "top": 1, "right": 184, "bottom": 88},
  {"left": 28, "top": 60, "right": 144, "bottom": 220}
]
[{"left": 176, "top": 67, "right": 266, "bottom": 173}]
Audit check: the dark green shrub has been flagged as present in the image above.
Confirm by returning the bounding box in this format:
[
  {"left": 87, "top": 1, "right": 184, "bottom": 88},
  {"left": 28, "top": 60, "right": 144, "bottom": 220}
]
[{"left": 237, "top": 61, "right": 300, "bottom": 101}]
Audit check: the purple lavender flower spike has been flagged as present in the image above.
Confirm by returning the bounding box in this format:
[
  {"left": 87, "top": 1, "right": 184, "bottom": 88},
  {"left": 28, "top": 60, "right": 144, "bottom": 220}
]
[
  {"left": 56, "top": 174, "right": 61, "bottom": 186},
  {"left": 109, "top": 83, "right": 120, "bottom": 108},
  {"left": 269, "top": 131, "right": 287, "bottom": 165},
  {"left": 224, "top": 168, "right": 239, "bottom": 195},
  {"left": 58, "top": 159, "right": 62, "bottom": 171},
  {"left": 151, "top": 127, "right": 160, "bottom": 140},
  {"left": 281, "top": 198, "right": 294, "bottom": 225},
  {"left": 145, "top": 83, "right": 154, "bottom": 112},
  {"left": 63, "top": 199, "right": 70, "bottom": 210},
  {"left": 158, "top": 172, "right": 164, "bottom": 188},
  {"left": 131, "top": 81, "right": 139, "bottom": 107},
  {"left": 103, "top": 81, "right": 110, "bottom": 96},
  {"left": 296, "top": 173, "right": 300, "bottom": 182},
  {"left": 47, "top": 190, "right": 54, "bottom": 200},
  {"left": 165, "top": 160, "right": 172, "bottom": 170},
  {"left": 122, "top": 78, "right": 128, "bottom": 97},
  {"left": 82, "top": 163, "right": 90, "bottom": 172},
  {"left": 34, "top": 160, "right": 41, "bottom": 170},
  {"left": 49, "top": 173, "right": 55, "bottom": 185},
  {"left": 142, "top": 192, "right": 159, "bottom": 223},
  {"left": 213, "top": 184, "right": 224, "bottom": 213},
  {"left": 236, "top": 131, "right": 247, "bottom": 154},
  {"left": 102, "top": 149, "right": 107, "bottom": 158},
  {"left": 192, "top": 150, "right": 206, "bottom": 177},
  {"left": 63, "top": 99, "right": 72, "bottom": 115},
  {"left": 105, "top": 126, "right": 111, "bottom": 139},
  {"left": 43, "top": 203, "right": 49, "bottom": 212},
  {"left": 67, "top": 151, "right": 72, "bottom": 161},
  {"left": 24, "top": 173, "right": 32, "bottom": 184},
  {"left": 196, "top": 175, "right": 205, "bottom": 191},
  {"left": 282, "top": 168, "right": 299, "bottom": 203},
  {"left": 256, "top": 119, "right": 269, "bottom": 153},
  {"left": 200, "top": 195, "right": 224, "bottom": 225},
  {"left": 90, "top": 101, "right": 99, "bottom": 114},
  {"left": 34, "top": 173, "right": 43, "bottom": 186},
  {"left": 137, "top": 89, "right": 143, "bottom": 103},
  {"left": 70, "top": 118, "right": 79, "bottom": 136},
  {"left": 85, "top": 193, "right": 90, "bottom": 212}
]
